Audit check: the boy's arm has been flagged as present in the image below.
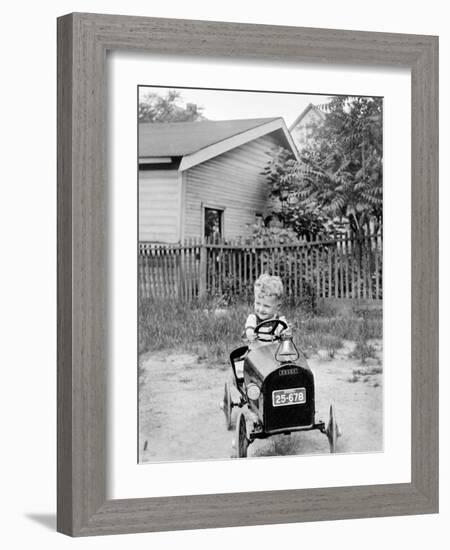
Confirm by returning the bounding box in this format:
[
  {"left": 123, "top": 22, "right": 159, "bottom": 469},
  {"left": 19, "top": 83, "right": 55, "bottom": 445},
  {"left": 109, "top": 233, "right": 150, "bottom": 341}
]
[
  {"left": 244, "top": 314, "right": 257, "bottom": 341},
  {"left": 277, "top": 315, "right": 292, "bottom": 336}
]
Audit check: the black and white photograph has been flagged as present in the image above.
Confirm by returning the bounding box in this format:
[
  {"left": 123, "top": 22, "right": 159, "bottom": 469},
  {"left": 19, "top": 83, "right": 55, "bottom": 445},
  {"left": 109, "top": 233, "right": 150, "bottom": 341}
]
[
  {"left": 138, "top": 85, "right": 383, "bottom": 463},
  {"left": 3, "top": 0, "right": 445, "bottom": 545}
]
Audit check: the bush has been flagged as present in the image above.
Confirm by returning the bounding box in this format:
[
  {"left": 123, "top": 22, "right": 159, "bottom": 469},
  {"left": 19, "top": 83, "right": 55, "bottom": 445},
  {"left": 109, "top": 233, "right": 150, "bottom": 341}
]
[{"left": 349, "top": 311, "right": 382, "bottom": 363}]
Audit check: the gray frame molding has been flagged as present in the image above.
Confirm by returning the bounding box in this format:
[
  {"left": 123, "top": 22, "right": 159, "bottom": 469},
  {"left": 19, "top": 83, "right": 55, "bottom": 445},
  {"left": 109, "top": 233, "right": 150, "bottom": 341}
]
[{"left": 57, "top": 13, "right": 438, "bottom": 537}]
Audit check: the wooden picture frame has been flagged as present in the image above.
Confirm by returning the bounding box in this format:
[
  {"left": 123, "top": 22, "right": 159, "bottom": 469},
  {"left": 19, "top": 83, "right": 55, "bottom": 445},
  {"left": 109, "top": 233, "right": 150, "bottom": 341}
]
[{"left": 57, "top": 13, "right": 438, "bottom": 536}]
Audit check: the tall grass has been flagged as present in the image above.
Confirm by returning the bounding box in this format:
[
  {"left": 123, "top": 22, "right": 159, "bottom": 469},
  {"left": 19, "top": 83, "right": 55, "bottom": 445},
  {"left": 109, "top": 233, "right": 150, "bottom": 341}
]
[
  {"left": 139, "top": 297, "right": 382, "bottom": 365},
  {"left": 139, "top": 298, "right": 247, "bottom": 364},
  {"left": 349, "top": 311, "right": 382, "bottom": 362}
]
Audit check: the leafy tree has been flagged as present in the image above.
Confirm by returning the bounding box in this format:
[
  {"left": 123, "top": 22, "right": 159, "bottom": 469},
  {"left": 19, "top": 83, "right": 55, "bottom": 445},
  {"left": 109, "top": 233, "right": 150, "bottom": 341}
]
[
  {"left": 263, "top": 96, "right": 383, "bottom": 238},
  {"left": 139, "top": 90, "right": 206, "bottom": 122}
]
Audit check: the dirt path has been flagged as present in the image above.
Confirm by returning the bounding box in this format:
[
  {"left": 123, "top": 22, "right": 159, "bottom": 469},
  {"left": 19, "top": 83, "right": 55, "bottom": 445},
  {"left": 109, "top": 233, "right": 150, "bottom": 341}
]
[{"left": 139, "top": 345, "right": 382, "bottom": 463}]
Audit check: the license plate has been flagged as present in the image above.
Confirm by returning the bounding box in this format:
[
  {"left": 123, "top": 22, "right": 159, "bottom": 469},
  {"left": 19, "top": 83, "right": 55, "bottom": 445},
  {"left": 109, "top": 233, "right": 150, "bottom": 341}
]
[{"left": 272, "top": 387, "right": 306, "bottom": 407}]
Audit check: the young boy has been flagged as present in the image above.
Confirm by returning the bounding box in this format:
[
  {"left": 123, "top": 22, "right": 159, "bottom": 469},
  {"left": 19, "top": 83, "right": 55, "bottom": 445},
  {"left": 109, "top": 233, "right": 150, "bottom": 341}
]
[
  {"left": 233, "top": 274, "right": 289, "bottom": 382},
  {"left": 245, "top": 274, "right": 288, "bottom": 342}
]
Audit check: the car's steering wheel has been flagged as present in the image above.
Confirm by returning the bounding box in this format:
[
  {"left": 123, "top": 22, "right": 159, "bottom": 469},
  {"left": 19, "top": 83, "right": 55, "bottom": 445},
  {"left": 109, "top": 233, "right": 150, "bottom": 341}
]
[{"left": 254, "top": 319, "right": 288, "bottom": 340}]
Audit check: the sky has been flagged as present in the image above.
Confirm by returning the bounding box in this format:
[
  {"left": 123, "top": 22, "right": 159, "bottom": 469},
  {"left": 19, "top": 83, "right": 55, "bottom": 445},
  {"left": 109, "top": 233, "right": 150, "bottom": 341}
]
[{"left": 139, "top": 86, "right": 333, "bottom": 128}]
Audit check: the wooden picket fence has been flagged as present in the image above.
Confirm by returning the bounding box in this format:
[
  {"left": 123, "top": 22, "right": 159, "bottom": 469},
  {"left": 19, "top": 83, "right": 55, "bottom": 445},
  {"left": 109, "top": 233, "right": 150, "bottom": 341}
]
[{"left": 139, "top": 233, "right": 383, "bottom": 301}]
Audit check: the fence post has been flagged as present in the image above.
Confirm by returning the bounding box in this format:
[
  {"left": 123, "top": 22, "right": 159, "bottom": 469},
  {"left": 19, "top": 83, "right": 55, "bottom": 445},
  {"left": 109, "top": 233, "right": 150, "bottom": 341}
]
[{"left": 199, "top": 241, "right": 207, "bottom": 299}]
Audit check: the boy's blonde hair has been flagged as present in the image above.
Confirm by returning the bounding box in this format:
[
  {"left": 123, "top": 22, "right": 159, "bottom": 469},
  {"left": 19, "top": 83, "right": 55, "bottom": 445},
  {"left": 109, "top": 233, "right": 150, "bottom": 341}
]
[{"left": 254, "top": 273, "right": 284, "bottom": 300}]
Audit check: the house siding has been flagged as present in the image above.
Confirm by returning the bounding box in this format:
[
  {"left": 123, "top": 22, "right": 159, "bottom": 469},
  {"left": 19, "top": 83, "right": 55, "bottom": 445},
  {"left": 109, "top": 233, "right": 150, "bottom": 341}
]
[
  {"left": 139, "top": 169, "right": 180, "bottom": 242},
  {"left": 291, "top": 108, "right": 324, "bottom": 151},
  {"left": 184, "top": 134, "right": 279, "bottom": 239}
]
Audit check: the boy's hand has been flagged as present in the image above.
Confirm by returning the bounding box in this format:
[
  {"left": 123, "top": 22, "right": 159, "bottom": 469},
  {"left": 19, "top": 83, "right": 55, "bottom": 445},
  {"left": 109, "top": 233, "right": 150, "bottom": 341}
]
[{"left": 246, "top": 328, "right": 257, "bottom": 342}]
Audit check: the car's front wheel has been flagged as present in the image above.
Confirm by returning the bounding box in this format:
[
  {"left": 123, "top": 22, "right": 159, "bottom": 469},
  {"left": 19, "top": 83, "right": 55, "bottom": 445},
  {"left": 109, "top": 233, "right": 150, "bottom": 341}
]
[
  {"left": 235, "top": 411, "right": 250, "bottom": 458},
  {"left": 326, "top": 404, "right": 340, "bottom": 453}
]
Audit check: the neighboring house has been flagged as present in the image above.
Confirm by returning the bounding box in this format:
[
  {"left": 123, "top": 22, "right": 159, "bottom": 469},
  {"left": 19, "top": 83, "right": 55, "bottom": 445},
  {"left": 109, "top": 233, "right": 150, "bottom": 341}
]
[
  {"left": 139, "top": 118, "right": 299, "bottom": 243},
  {"left": 289, "top": 103, "right": 326, "bottom": 151}
]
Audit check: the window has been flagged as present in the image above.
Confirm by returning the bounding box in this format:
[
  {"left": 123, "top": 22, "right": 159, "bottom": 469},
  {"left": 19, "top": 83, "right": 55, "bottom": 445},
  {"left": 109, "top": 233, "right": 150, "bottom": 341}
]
[{"left": 204, "top": 207, "right": 223, "bottom": 240}]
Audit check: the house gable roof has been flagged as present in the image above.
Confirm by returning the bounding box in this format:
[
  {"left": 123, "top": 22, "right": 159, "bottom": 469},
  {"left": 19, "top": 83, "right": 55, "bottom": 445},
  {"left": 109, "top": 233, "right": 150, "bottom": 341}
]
[
  {"left": 289, "top": 103, "right": 326, "bottom": 131},
  {"left": 139, "top": 118, "right": 299, "bottom": 170}
]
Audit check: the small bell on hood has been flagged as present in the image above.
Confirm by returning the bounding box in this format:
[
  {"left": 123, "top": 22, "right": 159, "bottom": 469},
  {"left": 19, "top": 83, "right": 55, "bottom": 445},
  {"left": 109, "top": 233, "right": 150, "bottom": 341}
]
[{"left": 275, "top": 333, "right": 299, "bottom": 362}]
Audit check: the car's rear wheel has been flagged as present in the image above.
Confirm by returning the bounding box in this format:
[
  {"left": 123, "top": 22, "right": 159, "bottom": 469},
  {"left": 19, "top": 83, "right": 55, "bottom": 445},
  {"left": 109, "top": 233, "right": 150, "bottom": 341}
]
[
  {"left": 326, "top": 404, "right": 340, "bottom": 453},
  {"left": 221, "top": 381, "right": 233, "bottom": 430},
  {"left": 236, "top": 412, "right": 250, "bottom": 458}
]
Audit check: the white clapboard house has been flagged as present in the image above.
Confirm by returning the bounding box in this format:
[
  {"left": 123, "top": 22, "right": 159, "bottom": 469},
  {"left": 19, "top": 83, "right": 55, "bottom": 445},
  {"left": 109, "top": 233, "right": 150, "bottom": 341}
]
[
  {"left": 139, "top": 118, "right": 299, "bottom": 244},
  {"left": 289, "top": 103, "right": 326, "bottom": 152}
]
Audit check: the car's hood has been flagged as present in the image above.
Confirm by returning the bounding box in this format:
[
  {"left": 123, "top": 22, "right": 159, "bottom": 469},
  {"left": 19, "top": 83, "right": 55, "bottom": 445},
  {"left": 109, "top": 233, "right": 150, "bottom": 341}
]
[{"left": 245, "top": 341, "right": 309, "bottom": 379}]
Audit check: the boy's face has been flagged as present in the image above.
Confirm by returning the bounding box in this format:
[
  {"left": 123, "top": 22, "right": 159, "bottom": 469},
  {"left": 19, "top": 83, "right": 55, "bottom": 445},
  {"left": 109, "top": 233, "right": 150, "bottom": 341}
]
[{"left": 254, "top": 293, "right": 279, "bottom": 320}]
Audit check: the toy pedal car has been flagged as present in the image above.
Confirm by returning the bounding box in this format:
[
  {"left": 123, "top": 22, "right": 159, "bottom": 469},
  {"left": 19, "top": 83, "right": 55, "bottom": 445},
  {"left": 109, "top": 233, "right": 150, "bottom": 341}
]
[{"left": 220, "top": 319, "right": 341, "bottom": 458}]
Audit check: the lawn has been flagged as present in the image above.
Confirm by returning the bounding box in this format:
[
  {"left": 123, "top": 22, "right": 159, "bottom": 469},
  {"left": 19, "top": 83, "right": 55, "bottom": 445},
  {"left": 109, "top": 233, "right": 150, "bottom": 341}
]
[{"left": 139, "top": 297, "right": 382, "bottom": 366}]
